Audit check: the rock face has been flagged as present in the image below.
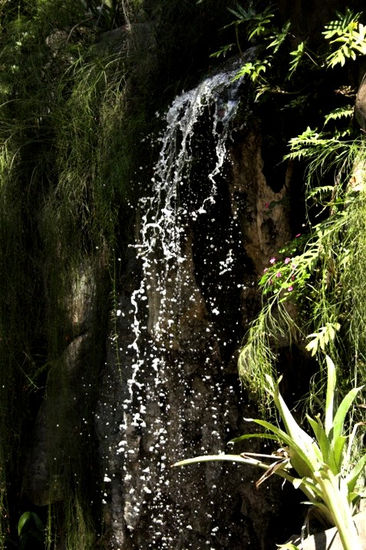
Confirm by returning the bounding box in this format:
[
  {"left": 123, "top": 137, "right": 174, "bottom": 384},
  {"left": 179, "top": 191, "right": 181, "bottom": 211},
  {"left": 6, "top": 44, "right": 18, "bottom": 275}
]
[
  {"left": 355, "top": 74, "right": 366, "bottom": 130},
  {"left": 22, "top": 261, "right": 100, "bottom": 508},
  {"left": 95, "top": 67, "right": 298, "bottom": 549},
  {"left": 18, "top": 50, "right": 301, "bottom": 550},
  {"left": 23, "top": 334, "right": 91, "bottom": 506},
  {"left": 5, "top": 2, "right": 366, "bottom": 549}
]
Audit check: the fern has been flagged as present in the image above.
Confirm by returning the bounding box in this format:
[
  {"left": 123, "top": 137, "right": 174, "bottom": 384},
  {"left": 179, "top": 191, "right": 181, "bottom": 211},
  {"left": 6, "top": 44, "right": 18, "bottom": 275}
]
[
  {"left": 324, "top": 105, "right": 354, "bottom": 126},
  {"left": 232, "top": 58, "right": 271, "bottom": 83},
  {"left": 307, "top": 185, "right": 334, "bottom": 201},
  {"left": 210, "top": 43, "right": 234, "bottom": 59},
  {"left": 305, "top": 322, "right": 341, "bottom": 356},
  {"left": 285, "top": 127, "right": 335, "bottom": 161},
  {"left": 227, "top": 4, "right": 274, "bottom": 40},
  {"left": 288, "top": 41, "right": 306, "bottom": 77},
  {"left": 267, "top": 21, "right": 291, "bottom": 53},
  {"left": 323, "top": 9, "right": 366, "bottom": 68}
]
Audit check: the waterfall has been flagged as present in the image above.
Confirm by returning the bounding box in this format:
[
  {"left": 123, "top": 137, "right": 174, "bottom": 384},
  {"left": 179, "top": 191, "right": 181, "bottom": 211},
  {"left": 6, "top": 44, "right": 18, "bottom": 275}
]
[
  {"left": 100, "top": 62, "right": 245, "bottom": 549},
  {"left": 133, "top": 65, "right": 241, "bottom": 348}
]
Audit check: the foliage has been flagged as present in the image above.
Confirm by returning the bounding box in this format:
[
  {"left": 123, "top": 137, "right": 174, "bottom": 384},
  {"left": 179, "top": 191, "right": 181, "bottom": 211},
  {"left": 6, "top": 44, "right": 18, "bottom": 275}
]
[
  {"left": 233, "top": 58, "right": 270, "bottom": 83},
  {"left": 306, "top": 323, "right": 341, "bottom": 357},
  {"left": 0, "top": 0, "right": 137, "bottom": 546},
  {"left": 239, "top": 100, "right": 366, "bottom": 408},
  {"left": 323, "top": 8, "right": 366, "bottom": 68},
  {"left": 226, "top": 4, "right": 274, "bottom": 41},
  {"left": 18, "top": 511, "right": 44, "bottom": 550},
  {"left": 175, "top": 356, "right": 365, "bottom": 549},
  {"left": 216, "top": 4, "right": 366, "bottom": 101}
]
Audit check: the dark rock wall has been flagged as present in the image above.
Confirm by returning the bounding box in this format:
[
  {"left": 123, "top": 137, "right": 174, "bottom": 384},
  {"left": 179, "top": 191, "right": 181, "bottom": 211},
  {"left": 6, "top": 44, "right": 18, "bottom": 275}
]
[
  {"left": 8, "top": 1, "right": 364, "bottom": 548},
  {"left": 95, "top": 116, "right": 297, "bottom": 549}
]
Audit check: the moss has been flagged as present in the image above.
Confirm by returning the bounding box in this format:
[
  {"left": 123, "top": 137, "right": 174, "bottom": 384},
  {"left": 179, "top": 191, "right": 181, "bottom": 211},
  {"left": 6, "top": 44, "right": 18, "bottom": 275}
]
[{"left": 0, "top": 0, "right": 131, "bottom": 546}]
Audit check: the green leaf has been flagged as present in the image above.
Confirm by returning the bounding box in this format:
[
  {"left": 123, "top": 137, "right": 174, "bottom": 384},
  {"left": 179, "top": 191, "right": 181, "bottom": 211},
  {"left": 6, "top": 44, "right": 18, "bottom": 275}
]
[
  {"left": 307, "top": 185, "right": 335, "bottom": 200},
  {"left": 230, "top": 432, "right": 279, "bottom": 444},
  {"left": 324, "top": 105, "right": 353, "bottom": 126},
  {"left": 268, "top": 378, "right": 320, "bottom": 457},
  {"left": 305, "top": 338, "right": 318, "bottom": 356},
  {"left": 210, "top": 43, "right": 234, "bottom": 59},
  {"left": 323, "top": 9, "right": 366, "bottom": 67},
  {"left": 18, "top": 511, "right": 43, "bottom": 537},
  {"left": 288, "top": 41, "right": 306, "bottom": 77},
  {"left": 173, "top": 454, "right": 253, "bottom": 468},
  {"left": 325, "top": 355, "right": 336, "bottom": 435},
  {"left": 267, "top": 21, "right": 291, "bottom": 53},
  {"left": 305, "top": 326, "right": 340, "bottom": 358},
  {"left": 331, "top": 435, "right": 347, "bottom": 471},
  {"left": 346, "top": 453, "right": 366, "bottom": 493},
  {"left": 306, "top": 414, "right": 329, "bottom": 461},
  {"left": 233, "top": 59, "right": 270, "bottom": 83},
  {"left": 332, "top": 386, "right": 363, "bottom": 441},
  {"left": 18, "top": 512, "right": 32, "bottom": 537},
  {"left": 247, "top": 418, "right": 318, "bottom": 479}
]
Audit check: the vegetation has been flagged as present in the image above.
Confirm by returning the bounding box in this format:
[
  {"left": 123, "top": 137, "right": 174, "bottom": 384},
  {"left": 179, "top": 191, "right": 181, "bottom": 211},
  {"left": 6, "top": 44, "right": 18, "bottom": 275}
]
[
  {"left": 175, "top": 356, "right": 365, "bottom": 549},
  {"left": 239, "top": 123, "right": 366, "bottom": 411},
  {"left": 220, "top": 5, "right": 366, "bottom": 417},
  {"left": 0, "top": 0, "right": 136, "bottom": 547},
  {"left": 176, "top": 4, "right": 366, "bottom": 549},
  {"left": 0, "top": 0, "right": 365, "bottom": 548}
]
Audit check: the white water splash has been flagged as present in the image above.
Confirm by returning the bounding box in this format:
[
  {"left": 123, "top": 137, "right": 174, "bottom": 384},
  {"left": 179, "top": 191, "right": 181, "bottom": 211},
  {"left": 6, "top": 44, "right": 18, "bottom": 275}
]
[
  {"left": 133, "top": 65, "right": 241, "bottom": 347},
  {"left": 112, "top": 63, "right": 243, "bottom": 548}
]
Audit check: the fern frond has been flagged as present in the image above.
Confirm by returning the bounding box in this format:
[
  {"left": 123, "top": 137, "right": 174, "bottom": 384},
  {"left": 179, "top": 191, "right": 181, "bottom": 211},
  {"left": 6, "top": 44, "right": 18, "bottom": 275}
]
[{"left": 324, "top": 105, "right": 354, "bottom": 126}]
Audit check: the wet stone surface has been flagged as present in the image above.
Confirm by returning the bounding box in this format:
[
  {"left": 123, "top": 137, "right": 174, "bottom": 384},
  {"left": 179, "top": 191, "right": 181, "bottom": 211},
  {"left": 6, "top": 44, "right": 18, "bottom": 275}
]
[{"left": 96, "top": 62, "right": 299, "bottom": 549}]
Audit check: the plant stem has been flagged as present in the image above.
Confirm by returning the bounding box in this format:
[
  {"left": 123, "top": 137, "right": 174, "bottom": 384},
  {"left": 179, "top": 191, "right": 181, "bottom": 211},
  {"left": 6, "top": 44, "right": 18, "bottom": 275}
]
[{"left": 315, "top": 471, "right": 361, "bottom": 550}]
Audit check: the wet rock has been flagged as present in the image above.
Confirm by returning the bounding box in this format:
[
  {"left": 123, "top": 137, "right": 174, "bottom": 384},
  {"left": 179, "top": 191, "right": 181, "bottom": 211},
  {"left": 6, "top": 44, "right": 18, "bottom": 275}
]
[
  {"left": 22, "top": 334, "right": 91, "bottom": 506},
  {"left": 355, "top": 74, "right": 366, "bottom": 131},
  {"left": 230, "top": 129, "right": 291, "bottom": 276},
  {"left": 93, "top": 57, "right": 304, "bottom": 548}
]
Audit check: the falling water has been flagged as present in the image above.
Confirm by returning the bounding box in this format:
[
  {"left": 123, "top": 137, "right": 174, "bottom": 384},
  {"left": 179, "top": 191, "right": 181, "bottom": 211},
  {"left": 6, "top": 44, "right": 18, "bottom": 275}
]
[{"left": 101, "top": 62, "right": 246, "bottom": 549}]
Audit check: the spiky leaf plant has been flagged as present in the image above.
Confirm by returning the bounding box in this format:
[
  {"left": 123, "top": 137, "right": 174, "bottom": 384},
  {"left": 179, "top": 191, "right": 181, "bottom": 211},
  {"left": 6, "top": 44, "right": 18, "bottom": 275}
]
[{"left": 174, "top": 356, "right": 365, "bottom": 550}]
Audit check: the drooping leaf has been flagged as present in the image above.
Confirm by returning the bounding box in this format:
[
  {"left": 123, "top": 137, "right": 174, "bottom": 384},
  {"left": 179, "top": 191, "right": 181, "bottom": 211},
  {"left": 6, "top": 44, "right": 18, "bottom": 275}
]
[
  {"left": 230, "top": 432, "right": 279, "bottom": 443},
  {"left": 332, "top": 386, "right": 363, "bottom": 441},
  {"left": 247, "top": 418, "right": 317, "bottom": 479},
  {"left": 173, "top": 454, "right": 254, "bottom": 468},
  {"left": 346, "top": 453, "right": 366, "bottom": 493}
]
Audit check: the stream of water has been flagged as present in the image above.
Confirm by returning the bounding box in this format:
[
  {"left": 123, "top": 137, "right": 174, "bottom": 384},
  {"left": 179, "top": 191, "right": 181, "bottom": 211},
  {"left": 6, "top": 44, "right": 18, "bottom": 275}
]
[{"left": 104, "top": 62, "right": 244, "bottom": 549}]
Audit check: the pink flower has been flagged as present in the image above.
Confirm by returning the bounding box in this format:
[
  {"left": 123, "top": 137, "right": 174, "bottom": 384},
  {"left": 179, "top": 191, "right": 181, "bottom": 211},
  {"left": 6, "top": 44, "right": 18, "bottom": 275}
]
[
  {"left": 276, "top": 272, "right": 282, "bottom": 278},
  {"left": 269, "top": 257, "right": 276, "bottom": 264},
  {"left": 295, "top": 233, "right": 301, "bottom": 238},
  {"left": 287, "top": 286, "right": 293, "bottom": 292},
  {"left": 263, "top": 267, "right": 268, "bottom": 273},
  {"left": 284, "top": 257, "right": 291, "bottom": 264}
]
